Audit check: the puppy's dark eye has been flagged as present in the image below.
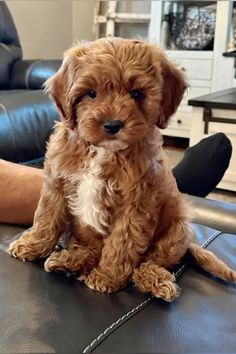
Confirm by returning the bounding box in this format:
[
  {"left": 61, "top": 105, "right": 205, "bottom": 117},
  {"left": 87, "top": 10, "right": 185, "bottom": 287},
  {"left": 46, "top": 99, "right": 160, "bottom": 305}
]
[
  {"left": 130, "top": 90, "right": 141, "bottom": 100},
  {"left": 87, "top": 90, "right": 97, "bottom": 99}
]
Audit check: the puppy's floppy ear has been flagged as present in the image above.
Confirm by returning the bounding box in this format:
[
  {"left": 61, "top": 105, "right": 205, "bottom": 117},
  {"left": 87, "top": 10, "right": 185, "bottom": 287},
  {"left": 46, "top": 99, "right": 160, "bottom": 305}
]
[
  {"left": 44, "top": 45, "right": 87, "bottom": 129},
  {"left": 157, "top": 55, "right": 187, "bottom": 129}
]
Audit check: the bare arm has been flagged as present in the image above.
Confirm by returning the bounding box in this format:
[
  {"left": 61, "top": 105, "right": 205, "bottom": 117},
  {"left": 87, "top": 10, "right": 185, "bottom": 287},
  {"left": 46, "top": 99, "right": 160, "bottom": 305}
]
[{"left": 0, "top": 159, "right": 43, "bottom": 225}]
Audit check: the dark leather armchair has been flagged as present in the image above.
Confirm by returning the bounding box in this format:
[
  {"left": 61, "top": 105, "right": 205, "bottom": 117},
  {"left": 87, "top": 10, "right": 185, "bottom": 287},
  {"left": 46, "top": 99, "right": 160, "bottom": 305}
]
[{"left": 0, "top": 2, "right": 60, "bottom": 164}]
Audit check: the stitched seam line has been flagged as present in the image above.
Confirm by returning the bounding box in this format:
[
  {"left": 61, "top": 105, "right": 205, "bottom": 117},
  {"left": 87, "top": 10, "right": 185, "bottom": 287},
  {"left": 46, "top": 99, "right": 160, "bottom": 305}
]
[
  {"left": 82, "top": 229, "right": 223, "bottom": 353},
  {"left": 201, "top": 230, "right": 222, "bottom": 249},
  {"left": 83, "top": 296, "right": 152, "bottom": 353}
]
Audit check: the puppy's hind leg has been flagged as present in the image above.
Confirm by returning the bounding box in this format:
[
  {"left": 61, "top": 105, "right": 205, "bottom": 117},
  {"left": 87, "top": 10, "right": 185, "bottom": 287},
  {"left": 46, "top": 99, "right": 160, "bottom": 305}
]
[
  {"left": 44, "top": 241, "right": 100, "bottom": 279},
  {"left": 132, "top": 261, "right": 180, "bottom": 302},
  {"left": 132, "top": 218, "right": 193, "bottom": 301}
]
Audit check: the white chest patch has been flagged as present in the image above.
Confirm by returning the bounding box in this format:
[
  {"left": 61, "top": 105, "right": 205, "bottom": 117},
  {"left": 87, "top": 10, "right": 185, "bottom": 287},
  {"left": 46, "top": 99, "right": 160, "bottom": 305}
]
[{"left": 68, "top": 148, "right": 109, "bottom": 234}]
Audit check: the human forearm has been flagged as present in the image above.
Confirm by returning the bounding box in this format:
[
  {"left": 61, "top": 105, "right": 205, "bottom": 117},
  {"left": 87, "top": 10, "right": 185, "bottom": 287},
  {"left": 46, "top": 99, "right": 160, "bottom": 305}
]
[{"left": 0, "top": 160, "right": 43, "bottom": 225}]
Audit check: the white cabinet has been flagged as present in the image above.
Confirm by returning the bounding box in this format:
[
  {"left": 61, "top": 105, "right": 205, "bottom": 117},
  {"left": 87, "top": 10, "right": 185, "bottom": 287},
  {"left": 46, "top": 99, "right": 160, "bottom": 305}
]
[
  {"left": 149, "top": 1, "right": 235, "bottom": 139},
  {"left": 163, "top": 50, "right": 213, "bottom": 138}
]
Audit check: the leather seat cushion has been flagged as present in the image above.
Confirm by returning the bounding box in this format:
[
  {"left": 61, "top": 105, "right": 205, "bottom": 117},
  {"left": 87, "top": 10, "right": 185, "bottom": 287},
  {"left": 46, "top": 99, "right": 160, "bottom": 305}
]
[{"left": 0, "top": 223, "right": 235, "bottom": 352}]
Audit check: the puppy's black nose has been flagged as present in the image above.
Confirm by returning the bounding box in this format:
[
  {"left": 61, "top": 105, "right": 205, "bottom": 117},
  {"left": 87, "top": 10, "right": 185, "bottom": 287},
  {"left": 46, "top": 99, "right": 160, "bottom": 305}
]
[{"left": 102, "top": 120, "right": 123, "bottom": 134}]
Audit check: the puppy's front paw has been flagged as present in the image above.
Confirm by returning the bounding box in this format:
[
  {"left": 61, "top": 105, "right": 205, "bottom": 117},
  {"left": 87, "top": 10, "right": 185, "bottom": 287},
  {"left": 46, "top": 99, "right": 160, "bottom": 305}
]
[
  {"left": 85, "top": 269, "right": 122, "bottom": 294},
  {"left": 8, "top": 231, "right": 52, "bottom": 261}
]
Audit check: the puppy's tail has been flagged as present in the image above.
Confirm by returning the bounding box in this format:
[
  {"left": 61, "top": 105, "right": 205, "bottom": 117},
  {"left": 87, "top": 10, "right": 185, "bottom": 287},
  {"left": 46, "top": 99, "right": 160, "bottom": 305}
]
[{"left": 188, "top": 242, "right": 236, "bottom": 283}]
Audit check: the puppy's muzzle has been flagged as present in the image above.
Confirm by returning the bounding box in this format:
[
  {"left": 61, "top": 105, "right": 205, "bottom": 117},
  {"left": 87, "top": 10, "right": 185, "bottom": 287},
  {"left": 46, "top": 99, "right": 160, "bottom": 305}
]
[{"left": 102, "top": 120, "right": 123, "bottom": 135}]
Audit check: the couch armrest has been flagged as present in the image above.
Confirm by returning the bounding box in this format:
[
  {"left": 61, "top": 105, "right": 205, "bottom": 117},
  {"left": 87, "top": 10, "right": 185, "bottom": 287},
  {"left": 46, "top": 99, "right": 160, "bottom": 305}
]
[
  {"left": 9, "top": 59, "right": 61, "bottom": 89},
  {"left": 187, "top": 194, "right": 236, "bottom": 234},
  {"left": 0, "top": 90, "right": 59, "bottom": 163}
]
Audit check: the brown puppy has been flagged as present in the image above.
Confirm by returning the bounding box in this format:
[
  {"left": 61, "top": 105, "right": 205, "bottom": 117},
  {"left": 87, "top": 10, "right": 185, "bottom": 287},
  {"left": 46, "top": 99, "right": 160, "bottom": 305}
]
[{"left": 8, "top": 38, "right": 236, "bottom": 301}]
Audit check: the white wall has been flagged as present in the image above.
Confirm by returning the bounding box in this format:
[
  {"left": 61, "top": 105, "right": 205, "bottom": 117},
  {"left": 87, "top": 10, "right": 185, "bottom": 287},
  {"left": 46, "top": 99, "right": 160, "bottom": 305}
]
[
  {"left": 6, "top": 0, "right": 151, "bottom": 59},
  {"left": 72, "top": 1, "right": 95, "bottom": 44},
  {"left": 6, "top": 0, "right": 94, "bottom": 59}
]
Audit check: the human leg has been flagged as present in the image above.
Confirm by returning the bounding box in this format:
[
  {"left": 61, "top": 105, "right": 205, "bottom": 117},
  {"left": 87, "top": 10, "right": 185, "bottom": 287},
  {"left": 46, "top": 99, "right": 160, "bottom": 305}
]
[
  {"left": 0, "top": 159, "right": 43, "bottom": 225},
  {"left": 172, "top": 133, "right": 232, "bottom": 197}
]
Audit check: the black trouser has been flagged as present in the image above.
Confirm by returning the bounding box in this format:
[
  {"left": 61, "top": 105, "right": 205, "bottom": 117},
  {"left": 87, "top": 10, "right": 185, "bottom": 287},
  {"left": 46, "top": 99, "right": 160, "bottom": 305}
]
[{"left": 172, "top": 133, "right": 232, "bottom": 197}]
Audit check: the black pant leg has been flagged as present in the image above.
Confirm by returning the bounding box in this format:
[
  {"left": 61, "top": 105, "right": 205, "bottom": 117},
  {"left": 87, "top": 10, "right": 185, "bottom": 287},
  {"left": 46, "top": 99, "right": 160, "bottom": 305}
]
[{"left": 172, "top": 133, "right": 232, "bottom": 197}]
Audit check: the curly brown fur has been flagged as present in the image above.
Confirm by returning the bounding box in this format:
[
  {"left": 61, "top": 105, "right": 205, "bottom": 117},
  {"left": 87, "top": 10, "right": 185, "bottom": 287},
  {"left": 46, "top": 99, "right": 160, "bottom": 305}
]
[{"left": 8, "top": 38, "right": 236, "bottom": 301}]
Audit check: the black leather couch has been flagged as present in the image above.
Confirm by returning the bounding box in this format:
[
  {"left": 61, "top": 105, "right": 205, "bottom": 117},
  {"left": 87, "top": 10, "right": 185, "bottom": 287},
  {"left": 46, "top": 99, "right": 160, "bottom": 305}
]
[
  {"left": 0, "top": 196, "right": 236, "bottom": 352},
  {"left": 0, "top": 2, "right": 60, "bottom": 164}
]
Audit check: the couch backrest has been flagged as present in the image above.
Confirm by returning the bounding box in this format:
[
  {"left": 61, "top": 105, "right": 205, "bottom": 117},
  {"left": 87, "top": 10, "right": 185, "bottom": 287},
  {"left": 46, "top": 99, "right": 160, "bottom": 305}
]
[{"left": 0, "top": 2, "right": 22, "bottom": 89}]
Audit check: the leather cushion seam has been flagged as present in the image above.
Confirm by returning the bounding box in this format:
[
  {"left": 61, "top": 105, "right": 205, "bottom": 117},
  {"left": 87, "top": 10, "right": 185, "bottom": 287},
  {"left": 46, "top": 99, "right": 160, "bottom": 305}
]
[
  {"left": 25, "top": 60, "right": 41, "bottom": 89},
  {"left": 82, "top": 230, "right": 223, "bottom": 353},
  {"left": 0, "top": 102, "right": 17, "bottom": 157}
]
